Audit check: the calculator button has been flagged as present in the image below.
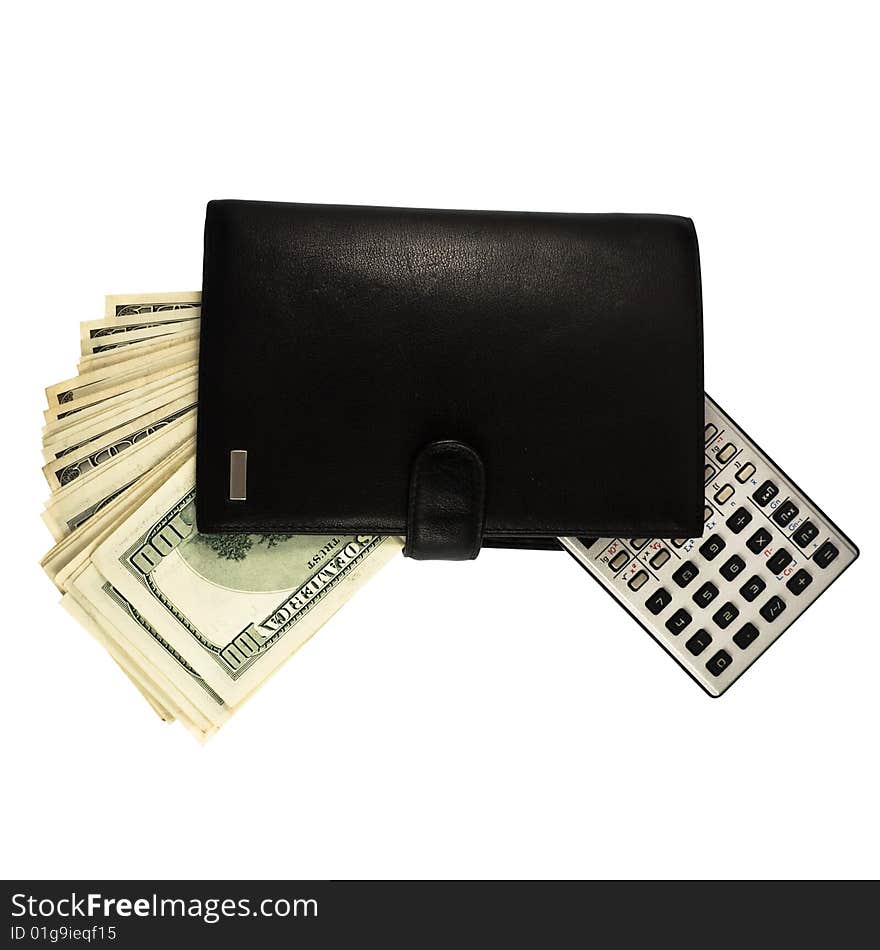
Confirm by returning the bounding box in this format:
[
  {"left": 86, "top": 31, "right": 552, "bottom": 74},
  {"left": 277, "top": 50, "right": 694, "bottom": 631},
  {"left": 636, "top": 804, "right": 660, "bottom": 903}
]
[
  {"left": 704, "top": 423, "right": 718, "bottom": 443},
  {"left": 609, "top": 551, "right": 630, "bottom": 571},
  {"left": 699, "top": 534, "right": 725, "bottom": 560},
  {"left": 739, "top": 575, "right": 766, "bottom": 602},
  {"left": 628, "top": 570, "right": 649, "bottom": 591},
  {"left": 726, "top": 506, "right": 753, "bottom": 534},
  {"left": 693, "top": 581, "right": 719, "bottom": 608},
  {"left": 814, "top": 541, "right": 839, "bottom": 568},
  {"left": 793, "top": 521, "right": 819, "bottom": 548},
  {"left": 714, "top": 484, "right": 735, "bottom": 505},
  {"left": 703, "top": 505, "right": 713, "bottom": 523},
  {"left": 672, "top": 561, "right": 700, "bottom": 588},
  {"left": 760, "top": 595, "right": 787, "bottom": 622},
  {"left": 766, "top": 549, "right": 793, "bottom": 575},
  {"left": 704, "top": 464, "right": 716, "bottom": 483},
  {"left": 665, "top": 608, "right": 692, "bottom": 635},
  {"left": 733, "top": 623, "right": 760, "bottom": 650},
  {"left": 720, "top": 554, "right": 746, "bottom": 581},
  {"left": 671, "top": 538, "right": 687, "bottom": 548},
  {"left": 735, "top": 462, "right": 756, "bottom": 483},
  {"left": 717, "top": 443, "right": 737, "bottom": 463},
  {"left": 772, "top": 499, "right": 799, "bottom": 528},
  {"left": 630, "top": 538, "right": 649, "bottom": 549},
  {"left": 645, "top": 588, "right": 672, "bottom": 615},
  {"left": 786, "top": 569, "right": 813, "bottom": 595},
  {"left": 712, "top": 601, "right": 739, "bottom": 629},
  {"left": 649, "top": 548, "right": 670, "bottom": 569},
  {"left": 747, "top": 528, "right": 772, "bottom": 554},
  {"left": 686, "top": 629, "right": 712, "bottom": 656},
  {"left": 706, "top": 650, "right": 733, "bottom": 677},
  {"left": 753, "top": 480, "right": 779, "bottom": 506}
]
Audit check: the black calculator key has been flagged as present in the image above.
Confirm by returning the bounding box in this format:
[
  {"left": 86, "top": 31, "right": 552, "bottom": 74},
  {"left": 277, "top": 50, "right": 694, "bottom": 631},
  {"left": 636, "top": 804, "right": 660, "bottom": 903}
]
[
  {"left": 726, "top": 506, "right": 753, "bottom": 534},
  {"left": 772, "top": 499, "right": 799, "bottom": 528},
  {"left": 747, "top": 528, "right": 772, "bottom": 554},
  {"left": 672, "top": 561, "right": 700, "bottom": 588},
  {"left": 712, "top": 601, "right": 739, "bottom": 629},
  {"left": 814, "top": 541, "right": 839, "bottom": 568},
  {"left": 753, "top": 480, "right": 779, "bottom": 506},
  {"left": 766, "top": 548, "right": 793, "bottom": 575},
  {"left": 645, "top": 588, "right": 672, "bottom": 615},
  {"left": 699, "top": 534, "right": 726, "bottom": 561},
  {"left": 793, "top": 521, "right": 819, "bottom": 548},
  {"left": 760, "top": 595, "right": 787, "bottom": 622},
  {"left": 786, "top": 569, "right": 813, "bottom": 595},
  {"left": 739, "top": 574, "right": 766, "bottom": 602},
  {"left": 693, "top": 581, "right": 719, "bottom": 608},
  {"left": 706, "top": 649, "right": 733, "bottom": 677},
  {"left": 733, "top": 622, "right": 760, "bottom": 650},
  {"left": 719, "top": 554, "right": 746, "bottom": 581},
  {"left": 665, "top": 608, "right": 692, "bottom": 635},
  {"left": 686, "top": 629, "right": 712, "bottom": 656}
]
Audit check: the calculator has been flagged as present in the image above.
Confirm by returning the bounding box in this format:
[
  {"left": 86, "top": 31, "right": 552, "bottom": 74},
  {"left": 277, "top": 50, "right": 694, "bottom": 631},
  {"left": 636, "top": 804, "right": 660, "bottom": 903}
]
[{"left": 560, "top": 394, "right": 859, "bottom": 696}]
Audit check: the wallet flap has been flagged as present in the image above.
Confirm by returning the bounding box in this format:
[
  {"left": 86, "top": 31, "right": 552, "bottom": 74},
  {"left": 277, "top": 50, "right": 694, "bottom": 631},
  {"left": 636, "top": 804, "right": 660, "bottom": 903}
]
[
  {"left": 196, "top": 201, "right": 704, "bottom": 551},
  {"left": 405, "top": 440, "right": 486, "bottom": 560}
]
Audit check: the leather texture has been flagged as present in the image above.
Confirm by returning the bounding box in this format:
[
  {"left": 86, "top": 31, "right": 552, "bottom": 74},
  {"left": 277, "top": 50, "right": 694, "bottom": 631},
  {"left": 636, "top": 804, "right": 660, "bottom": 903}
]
[
  {"left": 405, "top": 440, "right": 485, "bottom": 560},
  {"left": 196, "top": 200, "right": 704, "bottom": 556}
]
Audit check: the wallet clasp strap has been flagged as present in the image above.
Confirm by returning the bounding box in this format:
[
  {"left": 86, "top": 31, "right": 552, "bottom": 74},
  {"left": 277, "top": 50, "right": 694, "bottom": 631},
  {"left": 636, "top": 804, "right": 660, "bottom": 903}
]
[{"left": 404, "top": 440, "right": 485, "bottom": 560}]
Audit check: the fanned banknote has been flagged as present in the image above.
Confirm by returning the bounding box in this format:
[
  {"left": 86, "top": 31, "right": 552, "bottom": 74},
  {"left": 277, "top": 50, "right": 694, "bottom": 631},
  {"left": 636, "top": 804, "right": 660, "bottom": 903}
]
[{"left": 41, "top": 292, "right": 403, "bottom": 740}]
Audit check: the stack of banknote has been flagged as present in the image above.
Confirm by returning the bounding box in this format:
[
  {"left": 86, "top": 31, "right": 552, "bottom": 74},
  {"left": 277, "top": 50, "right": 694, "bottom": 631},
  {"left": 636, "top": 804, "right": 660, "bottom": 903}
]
[{"left": 41, "top": 292, "right": 403, "bottom": 740}]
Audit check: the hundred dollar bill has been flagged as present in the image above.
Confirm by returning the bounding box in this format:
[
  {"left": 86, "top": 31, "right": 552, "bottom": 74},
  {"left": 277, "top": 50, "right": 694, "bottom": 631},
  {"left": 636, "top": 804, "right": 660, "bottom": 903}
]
[
  {"left": 78, "top": 332, "right": 198, "bottom": 376},
  {"left": 44, "top": 344, "right": 198, "bottom": 422},
  {"left": 105, "top": 291, "right": 201, "bottom": 320},
  {"left": 42, "top": 441, "right": 195, "bottom": 591},
  {"left": 80, "top": 314, "right": 199, "bottom": 355},
  {"left": 65, "top": 575, "right": 224, "bottom": 740},
  {"left": 93, "top": 456, "right": 403, "bottom": 707},
  {"left": 68, "top": 565, "right": 228, "bottom": 740},
  {"left": 42, "top": 395, "right": 196, "bottom": 491},
  {"left": 61, "top": 591, "right": 178, "bottom": 723},
  {"left": 42, "top": 372, "right": 197, "bottom": 449},
  {"left": 42, "top": 377, "right": 198, "bottom": 463},
  {"left": 42, "top": 412, "right": 196, "bottom": 541},
  {"left": 48, "top": 445, "right": 227, "bottom": 741}
]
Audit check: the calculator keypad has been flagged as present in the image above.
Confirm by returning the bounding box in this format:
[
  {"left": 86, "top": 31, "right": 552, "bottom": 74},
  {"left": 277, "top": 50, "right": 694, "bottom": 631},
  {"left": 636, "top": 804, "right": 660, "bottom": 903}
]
[
  {"left": 693, "top": 581, "right": 719, "bottom": 607},
  {"left": 740, "top": 575, "right": 766, "bottom": 602},
  {"left": 560, "top": 394, "right": 858, "bottom": 696},
  {"left": 793, "top": 521, "right": 819, "bottom": 548},
  {"left": 685, "top": 629, "right": 712, "bottom": 656},
  {"left": 672, "top": 561, "right": 699, "bottom": 587},
  {"left": 726, "top": 507, "right": 752, "bottom": 533},
  {"left": 747, "top": 528, "right": 772, "bottom": 554}
]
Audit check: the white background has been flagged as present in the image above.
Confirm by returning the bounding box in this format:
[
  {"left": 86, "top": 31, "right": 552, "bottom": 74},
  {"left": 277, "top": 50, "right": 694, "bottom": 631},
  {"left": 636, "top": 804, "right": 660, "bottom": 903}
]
[{"left": 3, "top": 1, "right": 877, "bottom": 880}]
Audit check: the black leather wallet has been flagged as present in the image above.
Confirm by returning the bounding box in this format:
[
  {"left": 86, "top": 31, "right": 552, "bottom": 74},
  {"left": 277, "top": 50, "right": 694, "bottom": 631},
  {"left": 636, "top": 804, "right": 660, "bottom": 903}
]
[{"left": 196, "top": 200, "right": 704, "bottom": 559}]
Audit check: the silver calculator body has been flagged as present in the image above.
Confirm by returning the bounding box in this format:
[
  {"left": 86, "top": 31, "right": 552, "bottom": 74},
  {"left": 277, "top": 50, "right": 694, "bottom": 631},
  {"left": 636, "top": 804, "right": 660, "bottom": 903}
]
[{"left": 561, "top": 395, "right": 858, "bottom": 696}]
